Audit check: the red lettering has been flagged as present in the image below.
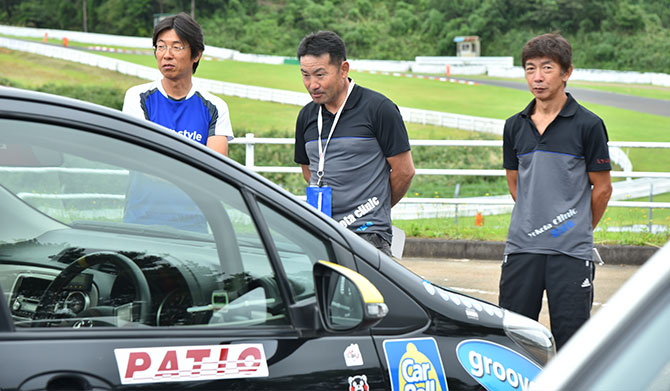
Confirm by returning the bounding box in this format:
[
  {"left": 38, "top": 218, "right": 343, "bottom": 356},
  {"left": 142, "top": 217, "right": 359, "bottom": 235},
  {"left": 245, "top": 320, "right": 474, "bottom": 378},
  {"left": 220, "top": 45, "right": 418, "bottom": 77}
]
[
  {"left": 187, "top": 349, "right": 211, "bottom": 375},
  {"left": 157, "top": 350, "right": 179, "bottom": 376},
  {"left": 217, "top": 348, "right": 230, "bottom": 373},
  {"left": 237, "top": 347, "right": 261, "bottom": 373},
  {"left": 125, "top": 352, "right": 151, "bottom": 378}
]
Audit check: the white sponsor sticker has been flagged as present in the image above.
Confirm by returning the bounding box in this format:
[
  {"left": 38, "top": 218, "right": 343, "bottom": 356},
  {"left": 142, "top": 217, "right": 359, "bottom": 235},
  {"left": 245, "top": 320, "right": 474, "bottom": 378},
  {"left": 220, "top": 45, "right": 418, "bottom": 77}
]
[
  {"left": 114, "top": 343, "right": 268, "bottom": 385},
  {"left": 422, "top": 280, "right": 436, "bottom": 295},
  {"left": 344, "top": 343, "right": 364, "bottom": 367}
]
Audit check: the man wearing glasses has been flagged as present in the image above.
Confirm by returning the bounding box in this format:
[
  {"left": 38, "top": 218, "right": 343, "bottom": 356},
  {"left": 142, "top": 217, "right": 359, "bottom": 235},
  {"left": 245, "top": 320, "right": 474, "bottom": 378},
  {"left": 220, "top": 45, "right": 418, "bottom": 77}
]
[
  {"left": 122, "top": 12, "right": 233, "bottom": 155},
  {"left": 121, "top": 13, "right": 233, "bottom": 231}
]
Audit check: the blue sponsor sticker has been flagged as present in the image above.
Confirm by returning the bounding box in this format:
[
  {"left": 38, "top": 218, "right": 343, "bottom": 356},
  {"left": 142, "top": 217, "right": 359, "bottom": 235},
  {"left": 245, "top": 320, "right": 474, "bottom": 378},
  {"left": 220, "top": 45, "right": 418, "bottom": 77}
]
[
  {"left": 383, "top": 337, "right": 449, "bottom": 391},
  {"left": 456, "top": 339, "right": 541, "bottom": 391}
]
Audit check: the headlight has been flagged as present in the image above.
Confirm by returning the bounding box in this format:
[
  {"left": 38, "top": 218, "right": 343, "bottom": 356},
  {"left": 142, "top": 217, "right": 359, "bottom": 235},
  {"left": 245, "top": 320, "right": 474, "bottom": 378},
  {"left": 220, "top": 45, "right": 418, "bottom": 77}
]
[{"left": 503, "top": 309, "right": 556, "bottom": 365}]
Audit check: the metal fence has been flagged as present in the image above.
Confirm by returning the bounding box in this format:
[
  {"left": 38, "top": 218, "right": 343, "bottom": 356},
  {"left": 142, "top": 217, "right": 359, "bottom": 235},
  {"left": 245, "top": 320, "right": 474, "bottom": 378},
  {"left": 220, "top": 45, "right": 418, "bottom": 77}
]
[
  {"left": 7, "top": 138, "right": 667, "bottom": 209},
  {"left": 232, "top": 135, "right": 669, "bottom": 178}
]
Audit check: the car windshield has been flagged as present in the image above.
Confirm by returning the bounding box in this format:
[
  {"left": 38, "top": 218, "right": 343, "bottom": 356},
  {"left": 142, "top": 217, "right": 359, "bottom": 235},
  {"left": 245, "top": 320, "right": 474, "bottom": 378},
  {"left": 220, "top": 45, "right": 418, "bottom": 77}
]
[
  {"left": 1, "top": 122, "right": 220, "bottom": 242},
  {"left": 0, "top": 118, "right": 315, "bottom": 329}
]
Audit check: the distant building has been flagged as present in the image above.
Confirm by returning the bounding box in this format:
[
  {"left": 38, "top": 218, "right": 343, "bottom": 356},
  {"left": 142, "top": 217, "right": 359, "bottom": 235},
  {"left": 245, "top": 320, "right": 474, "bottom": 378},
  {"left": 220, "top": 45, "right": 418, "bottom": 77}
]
[{"left": 453, "top": 36, "right": 480, "bottom": 57}]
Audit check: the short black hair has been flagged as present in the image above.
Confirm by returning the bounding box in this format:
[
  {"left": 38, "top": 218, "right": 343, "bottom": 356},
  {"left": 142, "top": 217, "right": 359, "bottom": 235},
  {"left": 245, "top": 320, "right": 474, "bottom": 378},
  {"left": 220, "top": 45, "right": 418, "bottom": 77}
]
[
  {"left": 153, "top": 12, "right": 204, "bottom": 74},
  {"left": 297, "top": 31, "right": 347, "bottom": 65},
  {"left": 522, "top": 33, "right": 572, "bottom": 73}
]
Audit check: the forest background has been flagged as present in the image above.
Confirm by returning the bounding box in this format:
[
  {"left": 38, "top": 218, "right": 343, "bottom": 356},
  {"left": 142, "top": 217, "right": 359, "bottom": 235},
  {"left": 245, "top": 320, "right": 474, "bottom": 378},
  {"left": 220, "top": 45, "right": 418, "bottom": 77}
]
[{"left": 2, "top": 0, "right": 670, "bottom": 73}]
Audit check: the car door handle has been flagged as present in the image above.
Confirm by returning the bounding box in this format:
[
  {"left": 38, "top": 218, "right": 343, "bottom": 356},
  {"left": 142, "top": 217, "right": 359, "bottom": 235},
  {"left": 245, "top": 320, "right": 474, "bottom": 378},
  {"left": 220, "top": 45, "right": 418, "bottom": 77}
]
[{"left": 19, "top": 372, "right": 112, "bottom": 391}]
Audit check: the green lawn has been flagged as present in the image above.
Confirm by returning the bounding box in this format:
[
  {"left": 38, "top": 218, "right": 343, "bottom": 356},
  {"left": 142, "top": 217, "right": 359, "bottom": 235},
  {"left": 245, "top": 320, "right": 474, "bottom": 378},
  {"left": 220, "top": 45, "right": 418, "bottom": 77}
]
[
  {"left": 5, "top": 46, "right": 668, "bottom": 172},
  {"left": 225, "top": 94, "right": 491, "bottom": 141},
  {"left": 6, "top": 33, "right": 670, "bottom": 100},
  {"left": 99, "top": 51, "right": 670, "bottom": 173},
  {"left": 395, "top": 193, "right": 670, "bottom": 247},
  {"left": 225, "top": 95, "right": 300, "bottom": 135},
  {"left": 2, "top": 46, "right": 668, "bottom": 245},
  {"left": 0, "top": 47, "right": 145, "bottom": 88}
]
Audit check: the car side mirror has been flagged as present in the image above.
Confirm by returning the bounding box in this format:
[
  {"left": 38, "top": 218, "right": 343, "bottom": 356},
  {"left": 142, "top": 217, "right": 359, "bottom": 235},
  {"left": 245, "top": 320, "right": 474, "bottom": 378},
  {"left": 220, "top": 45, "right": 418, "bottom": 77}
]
[{"left": 313, "top": 260, "right": 388, "bottom": 332}]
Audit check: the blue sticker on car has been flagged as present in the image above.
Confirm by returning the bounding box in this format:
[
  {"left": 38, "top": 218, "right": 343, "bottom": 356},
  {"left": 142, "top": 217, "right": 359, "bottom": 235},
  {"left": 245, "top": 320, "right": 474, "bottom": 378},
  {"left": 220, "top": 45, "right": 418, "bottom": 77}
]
[
  {"left": 456, "top": 339, "right": 541, "bottom": 391},
  {"left": 383, "top": 337, "right": 449, "bottom": 391}
]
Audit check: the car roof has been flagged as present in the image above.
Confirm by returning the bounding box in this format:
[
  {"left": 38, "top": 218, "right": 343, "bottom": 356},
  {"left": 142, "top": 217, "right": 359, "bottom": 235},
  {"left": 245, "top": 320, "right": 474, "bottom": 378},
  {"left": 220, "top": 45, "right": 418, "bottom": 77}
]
[
  {"left": 1, "top": 85, "right": 137, "bottom": 122},
  {"left": 532, "top": 241, "right": 670, "bottom": 389}
]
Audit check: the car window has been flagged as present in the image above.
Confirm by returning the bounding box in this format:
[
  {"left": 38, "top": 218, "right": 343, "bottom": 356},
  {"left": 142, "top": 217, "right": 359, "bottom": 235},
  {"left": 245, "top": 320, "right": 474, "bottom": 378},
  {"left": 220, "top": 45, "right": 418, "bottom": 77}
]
[
  {"left": 0, "top": 119, "right": 288, "bottom": 329},
  {"left": 257, "top": 202, "right": 334, "bottom": 302}
]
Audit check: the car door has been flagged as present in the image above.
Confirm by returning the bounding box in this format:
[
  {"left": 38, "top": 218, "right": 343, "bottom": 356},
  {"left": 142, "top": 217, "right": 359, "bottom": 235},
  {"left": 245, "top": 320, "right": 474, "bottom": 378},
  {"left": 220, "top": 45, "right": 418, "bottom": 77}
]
[{"left": 0, "top": 93, "right": 387, "bottom": 390}]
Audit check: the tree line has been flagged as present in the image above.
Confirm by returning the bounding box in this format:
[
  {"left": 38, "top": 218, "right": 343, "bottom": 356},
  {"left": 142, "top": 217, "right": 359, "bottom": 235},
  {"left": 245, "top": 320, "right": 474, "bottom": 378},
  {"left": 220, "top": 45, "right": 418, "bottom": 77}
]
[{"left": 2, "top": 0, "right": 669, "bottom": 72}]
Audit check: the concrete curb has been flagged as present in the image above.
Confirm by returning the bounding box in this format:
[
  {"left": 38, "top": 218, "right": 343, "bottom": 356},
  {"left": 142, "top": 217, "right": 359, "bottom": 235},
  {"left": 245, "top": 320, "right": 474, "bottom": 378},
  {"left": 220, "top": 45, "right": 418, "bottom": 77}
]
[{"left": 403, "top": 238, "right": 660, "bottom": 265}]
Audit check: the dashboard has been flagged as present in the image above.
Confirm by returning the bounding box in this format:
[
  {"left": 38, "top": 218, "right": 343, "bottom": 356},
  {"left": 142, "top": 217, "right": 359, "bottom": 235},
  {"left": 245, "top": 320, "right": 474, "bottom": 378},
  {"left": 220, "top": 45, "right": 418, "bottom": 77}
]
[
  {"left": 0, "top": 250, "right": 203, "bottom": 328},
  {"left": 0, "top": 226, "right": 292, "bottom": 329},
  {"left": 10, "top": 272, "right": 98, "bottom": 322}
]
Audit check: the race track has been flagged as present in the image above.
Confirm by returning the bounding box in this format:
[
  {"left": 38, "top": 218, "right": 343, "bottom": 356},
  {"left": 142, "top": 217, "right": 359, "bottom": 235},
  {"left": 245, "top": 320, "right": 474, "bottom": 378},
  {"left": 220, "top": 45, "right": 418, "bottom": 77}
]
[{"left": 462, "top": 77, "right": 670, "bottom": 117}]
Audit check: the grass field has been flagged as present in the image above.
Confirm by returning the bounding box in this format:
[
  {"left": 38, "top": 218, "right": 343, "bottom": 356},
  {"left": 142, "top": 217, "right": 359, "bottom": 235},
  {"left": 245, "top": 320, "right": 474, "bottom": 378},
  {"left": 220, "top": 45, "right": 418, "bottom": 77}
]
[
  {"left": 1, "top": 45, "right": 668, "bottom": 245},
  {"left": 395, "top": 192, "right": 670, "bottom": 246},
  {"left": 6, "top": 34, "right": 670, "bottom": 99},
  {"left": 95, "top": 51, "right": 670, "bottom": 173},
  {"left": 0, "top": 47, "right": 144, "bottom": 89},
  {"left": 98, "top": 53, "right": 670, "bottom": 130}
]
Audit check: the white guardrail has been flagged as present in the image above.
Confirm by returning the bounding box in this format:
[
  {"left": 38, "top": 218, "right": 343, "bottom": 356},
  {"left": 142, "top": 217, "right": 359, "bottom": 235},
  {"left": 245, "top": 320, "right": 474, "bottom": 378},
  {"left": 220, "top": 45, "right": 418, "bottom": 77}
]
[
  {"left": 232, "top": 137, "right": 670, "bottom": 223},
  {"left": 236, "top": 136, "right": 638, "bottom": 176}
]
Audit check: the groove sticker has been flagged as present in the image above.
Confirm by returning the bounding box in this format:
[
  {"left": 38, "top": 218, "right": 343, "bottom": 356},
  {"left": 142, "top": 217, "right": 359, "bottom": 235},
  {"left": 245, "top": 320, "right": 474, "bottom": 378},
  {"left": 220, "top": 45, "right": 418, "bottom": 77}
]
[{"left": 456, "top": 339, "right": 541, "bottom": 391}]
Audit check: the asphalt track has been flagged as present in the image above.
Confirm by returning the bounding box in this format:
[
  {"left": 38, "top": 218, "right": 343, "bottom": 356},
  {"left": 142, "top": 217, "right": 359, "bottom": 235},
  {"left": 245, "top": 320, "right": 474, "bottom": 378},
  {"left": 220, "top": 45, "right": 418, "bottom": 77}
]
[
  {"left": 462, "top": 76, "right": 669, "bottom": 117},
  {"left": 400, "top": 257, "right": 639, "bottom": 331}
]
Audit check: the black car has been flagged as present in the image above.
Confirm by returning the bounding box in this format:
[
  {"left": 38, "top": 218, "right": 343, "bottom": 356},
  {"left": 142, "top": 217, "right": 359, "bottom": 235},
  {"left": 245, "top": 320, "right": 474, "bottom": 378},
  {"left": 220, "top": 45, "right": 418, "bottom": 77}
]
[{"left": 0, "top": 86, "right": 555, "bottom": 390}]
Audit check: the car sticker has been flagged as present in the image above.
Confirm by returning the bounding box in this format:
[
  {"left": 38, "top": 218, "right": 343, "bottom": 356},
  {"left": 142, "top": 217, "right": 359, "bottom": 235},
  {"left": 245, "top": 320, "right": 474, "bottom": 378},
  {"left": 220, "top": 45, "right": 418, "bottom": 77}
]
[
  {"left": 422, "top": 280, "right": 436, "bottom": 295},
  {"left": 383, "top": 337, "right": 449, "bottom": 391},
  {"left": 437, "top": 287, "right": 505, "bottom": 321},
  {"left": 465, "top": 308, "right": 479, "bottom": 320},
  {"left": 448, "top": 291, "right": 461, "bottom": 306},
  {"left": 114, "top": 343, "right": 268, "bottom": 385},
  {"left": 456, "top": 339, "right": 541, "bottom": 391},
  {"left": 348, "top": 374, "right": 369, "bottom": 391},
  {"left": 438, "top": 289, "right": 450, "bottom": 302},
  {"left": 471, "top": 299, "right": 483, "bottom": 312},
  {"left": 344, "top": 343, "right": 365, "bottom": 367}
]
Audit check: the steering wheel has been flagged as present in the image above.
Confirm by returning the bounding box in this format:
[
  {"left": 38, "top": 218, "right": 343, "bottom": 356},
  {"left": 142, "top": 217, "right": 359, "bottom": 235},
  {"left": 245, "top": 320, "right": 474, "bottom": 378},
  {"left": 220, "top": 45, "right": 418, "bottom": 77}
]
[{"left": 32, "top": 251, "right": 152, "bottom": 327}]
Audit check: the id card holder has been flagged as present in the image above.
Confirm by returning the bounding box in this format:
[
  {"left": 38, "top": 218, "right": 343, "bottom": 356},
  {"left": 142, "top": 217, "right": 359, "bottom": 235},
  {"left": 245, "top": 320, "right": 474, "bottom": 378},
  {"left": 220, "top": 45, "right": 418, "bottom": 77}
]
[{"left": 306, "top": 185, "right": 332, "bottom": 217}]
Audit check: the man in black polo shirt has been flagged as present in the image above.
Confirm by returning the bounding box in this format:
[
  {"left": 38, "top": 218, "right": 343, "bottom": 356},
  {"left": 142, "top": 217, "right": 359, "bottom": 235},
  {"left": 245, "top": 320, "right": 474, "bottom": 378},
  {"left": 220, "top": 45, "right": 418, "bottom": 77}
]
[
  {"left": 294, "top": 31, "right": 415, "bottom": 257},
  {"left": 500, "top": 33, "right": 612, "bottom": 350}
]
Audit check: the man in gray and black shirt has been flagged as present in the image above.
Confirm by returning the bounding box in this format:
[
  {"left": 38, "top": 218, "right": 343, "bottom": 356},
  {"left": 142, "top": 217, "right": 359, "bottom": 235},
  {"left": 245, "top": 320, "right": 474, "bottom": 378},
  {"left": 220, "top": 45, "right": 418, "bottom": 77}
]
[
  {"left": 500, "top": 33, "right": 612, "bottom": 350},
  {"left": 294, "top": 31, "right": 415, "bottom": 256}
]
